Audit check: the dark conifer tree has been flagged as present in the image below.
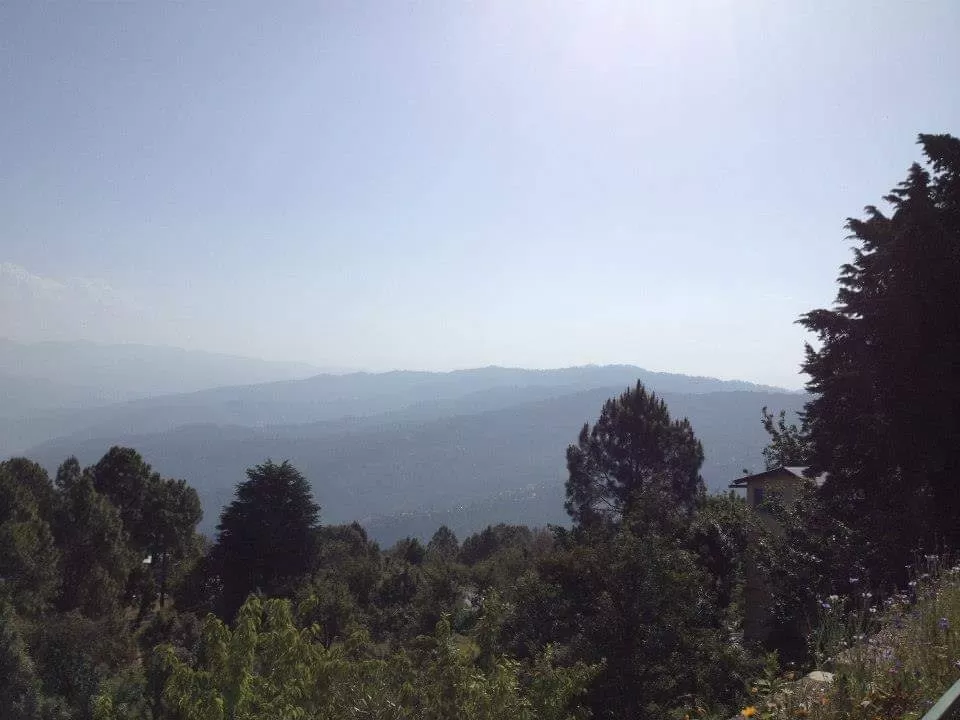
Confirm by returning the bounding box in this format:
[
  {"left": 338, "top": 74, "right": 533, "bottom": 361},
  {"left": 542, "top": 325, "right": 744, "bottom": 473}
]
[
  {"left": 426, "top": 525, "right": 459, "bottom": 562},
  {"left": 564, "top": 381, "right": 704, "bottom": 526},
  {"left": 210, "top": 460, "right": 320, "bottom": 618},
  {"left": 0, "top": 465, "right": 60, "bottom": 617},
  {"left": 52, "top": 465, "right": 133, "bottom": 618},
  {"left": 87, "top": 446, "right": 152, "bottom": 547},
  {"left": 0, "top": 459, "right": 57, "bottom": 520},
  {"left": 800, "top": 133, "right": 960, "bottom": 576},
  {"left": 143, "top": 477, "right": 202, "bottom": 608}
]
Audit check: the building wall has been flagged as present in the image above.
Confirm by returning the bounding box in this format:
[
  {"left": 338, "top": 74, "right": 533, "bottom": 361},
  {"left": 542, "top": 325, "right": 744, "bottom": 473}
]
[{"left": 746, "top": 472, "right": 807, "bottom": 511}]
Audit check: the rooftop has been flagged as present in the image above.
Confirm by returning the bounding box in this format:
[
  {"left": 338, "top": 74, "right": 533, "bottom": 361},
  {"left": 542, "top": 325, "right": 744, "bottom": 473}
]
[{"left": 729, "top": 465, "right": 828, "bottom": 489}]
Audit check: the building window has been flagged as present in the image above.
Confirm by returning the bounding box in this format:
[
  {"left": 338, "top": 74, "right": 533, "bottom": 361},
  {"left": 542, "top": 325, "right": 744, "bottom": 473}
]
[{"left": 753, "top": 487, "right": 764, "bottom": 507}]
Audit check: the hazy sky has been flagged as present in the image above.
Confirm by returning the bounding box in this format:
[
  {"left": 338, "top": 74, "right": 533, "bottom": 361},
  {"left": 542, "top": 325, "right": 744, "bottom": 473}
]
[{"left": 1, "top": 2, "right": 957, "bottom": 388}]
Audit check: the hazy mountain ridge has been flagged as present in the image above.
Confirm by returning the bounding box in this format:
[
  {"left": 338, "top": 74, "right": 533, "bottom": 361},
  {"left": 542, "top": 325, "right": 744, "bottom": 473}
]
[{"left": 1, "top": 360, "right": 795, "bottom": 456}]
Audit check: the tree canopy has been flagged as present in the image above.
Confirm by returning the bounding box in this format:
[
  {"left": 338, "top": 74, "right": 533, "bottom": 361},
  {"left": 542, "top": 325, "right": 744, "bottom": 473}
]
[
  {"left": 564, "top": 381, "right": 704, "bottom": 526},
  {"left": 800, "top": 133, "right": 960, "bottom": 578},
  {"left": 760, "top": 406, "right": 811, "bottom": 470},
  {"left": 210, "top": 459, "right": 321, "bottom": 618}
]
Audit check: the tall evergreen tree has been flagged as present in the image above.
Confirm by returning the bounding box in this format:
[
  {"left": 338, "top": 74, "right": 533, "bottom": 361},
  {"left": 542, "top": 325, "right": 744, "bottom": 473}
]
[
  {"left": 87, "top": 447, "right": 152, "bottom": 550},
  {"left": 52, "top": 461, "right": 133, "bottom": 618},
  {"left": 800, "top": 133, "right": 960, "bottom": 575},
  {"left": 83, "top": 448, "right": 202, "bottom": 609},
  {"left": 142, "top": 477, "right": 202, "bottom": 607},
  {"left": 0, "top": 459, "right": 57, "bottom": 520},
  {"left": 565, "top": 381, "right": 704, "bottom": 526},
  {"left": 426, "top": 525, "right": 459, "bottom": 563},
  {"left": 209, "top": 460, "right": 320, "bottom": 618},
  {"left": 0, "top": 465, "right": 60, "bottom": 617}
]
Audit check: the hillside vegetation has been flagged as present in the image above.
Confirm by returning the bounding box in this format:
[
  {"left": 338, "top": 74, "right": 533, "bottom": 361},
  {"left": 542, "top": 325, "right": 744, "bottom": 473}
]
[{"left": 741, "top": 558, "right": 960, "bottom": 720}]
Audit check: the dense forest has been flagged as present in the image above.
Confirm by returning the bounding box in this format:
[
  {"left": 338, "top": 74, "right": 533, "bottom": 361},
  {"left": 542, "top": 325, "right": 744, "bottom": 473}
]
[{"left": 1, "top": 133, "right": 959, "bottom": 719}]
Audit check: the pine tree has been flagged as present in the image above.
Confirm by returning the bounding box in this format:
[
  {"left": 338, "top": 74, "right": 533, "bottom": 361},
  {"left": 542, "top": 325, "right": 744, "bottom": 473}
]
[
  {"left": 564, "top": 381, "right": 704, "bottom": 526},
  {"left": 142, "top": 477, "right": 202, "bottom": 608},
  {"left": 426, "top": 525, "right": 459, "bottom": 563},
  {"left": 0, "top": 459, "right": 57, "bottom": 520},
  {"left": 543, "top": 385, "right": 746, "bottom": 717},
  {"left": 52, "top": 461, "right": 133, "bottom": 618},
  {"left": 0, "top": 464, "right": 60, "bottom": 616},
  {"left": 86, "top": 448, "right": 203, "bottom": 609},
  {"left": 87, "top": 447, "right": 152, "bottom": 551}
]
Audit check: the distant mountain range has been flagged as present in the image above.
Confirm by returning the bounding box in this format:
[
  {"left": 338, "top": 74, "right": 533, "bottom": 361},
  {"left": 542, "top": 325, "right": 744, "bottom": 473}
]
[{"left": 1, "top": 339, "right": 806, "bottom": 545}]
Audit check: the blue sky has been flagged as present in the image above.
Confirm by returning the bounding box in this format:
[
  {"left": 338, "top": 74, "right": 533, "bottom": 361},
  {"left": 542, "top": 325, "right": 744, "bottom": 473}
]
[{"left": 1, "top": 1, "right": 957, "bottom": 388}]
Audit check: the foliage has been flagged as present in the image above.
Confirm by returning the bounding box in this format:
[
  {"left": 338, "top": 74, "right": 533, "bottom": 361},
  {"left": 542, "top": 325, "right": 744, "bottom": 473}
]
[
  {"left": 689, "top": 492, "right": 757, "bottom": 614},
  {"left": 313, "top": 523, "right": 382, "bottom": 611},
  {"left": 565, "top": 381, "right": 704, "bottom": 526},
  {"left": 0, "top": 601, "right": 44, "bottom": 720},
  {"left": 751, "top": 486, "right": 858, "bottom": 663},
  {"left": 737, "top": 557, "right": 960, "bottom": 720},
  {"left": 542, "top": 384, "right": 752, "bottom": 717},
  {"left": 390, "top": 537, "right": 427, "bottom": 566},
  {"left": 760, "top": 407, "right": 811, "bottom": 471},
  {"left": 209, "top": 460, "right": 321, "bottom": 618},
  {"left": 87, "top": 447, "right": 153, "bottom": 550},
  {"left": 0, "top": 447, "right": 207, "bottom": 720},
  {"left": 142, "top": 476, "right": 202, "bottom": 607},
  {"left": 532, "top": 507, "right": 750, "bottom": 719},
  {"left": 426, "top": 525, "right": 459, "bottom": 563},
  {"left": 294, "top": 575, "right": 361, "bottom": 647},
  {"left": 460, "top": 524, "right": 534, "bottom": 566},
  {"left": 32, "top": 611, "right": 138, "bottom": 720},
  {"left": 97, "top": 594, "right": 597, "bottom": 720},
  {"left": 52, "top": 465, "right": 134, "bottom": 619},
  {"left": 0, "top": 463, "right": 60, "bottom": 617},
  {"left": 459, "top": 524, "right": 552, "bottom": 596},
  {"left": 0, "top": 458, "right": 58, "bottom": 520},
  {"left": 800, "top": 133, "right": 960, "bottom": 581}
]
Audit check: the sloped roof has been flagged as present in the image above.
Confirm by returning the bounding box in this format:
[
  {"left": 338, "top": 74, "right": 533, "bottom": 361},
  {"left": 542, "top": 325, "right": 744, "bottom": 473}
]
[{"left": 729, "top": 465, "right": 827, "bottom": 488}]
